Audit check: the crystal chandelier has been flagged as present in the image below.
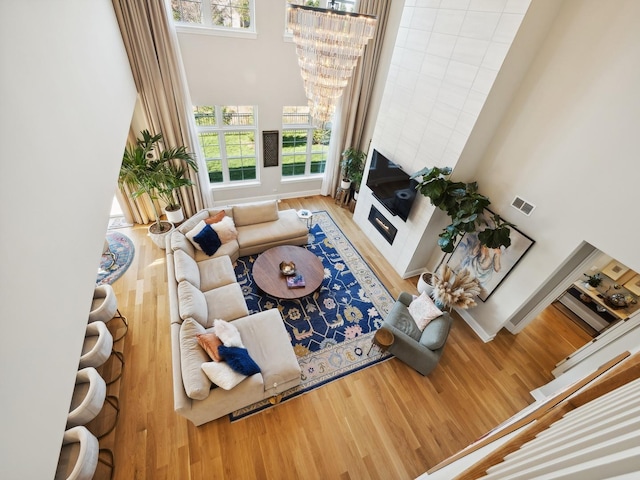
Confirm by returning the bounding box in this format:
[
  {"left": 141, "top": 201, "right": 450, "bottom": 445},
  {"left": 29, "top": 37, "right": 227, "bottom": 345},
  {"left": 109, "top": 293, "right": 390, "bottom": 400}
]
[{"left": 288, "top": 2, "right": 377, "bottom": 128}]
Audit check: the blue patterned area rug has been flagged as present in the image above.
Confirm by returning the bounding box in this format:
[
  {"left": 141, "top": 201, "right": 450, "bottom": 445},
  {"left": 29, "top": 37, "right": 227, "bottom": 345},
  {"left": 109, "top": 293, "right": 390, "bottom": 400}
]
[
  {"left": 96, "top": 231, "right": 135, "bottom": 285},
  {"left": 230, "top": 210, "right": 394, "bottom": 421}
]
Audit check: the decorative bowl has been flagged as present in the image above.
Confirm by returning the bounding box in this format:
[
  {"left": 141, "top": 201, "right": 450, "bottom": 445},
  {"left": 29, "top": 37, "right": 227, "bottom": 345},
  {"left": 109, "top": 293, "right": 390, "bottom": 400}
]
[{"left": 279, "top": 261, "right": 296, "bottom": 276}]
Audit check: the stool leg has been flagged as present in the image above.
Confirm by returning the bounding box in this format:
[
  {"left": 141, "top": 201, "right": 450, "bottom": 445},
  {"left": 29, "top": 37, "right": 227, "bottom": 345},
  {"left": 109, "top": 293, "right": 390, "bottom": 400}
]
[
  {"left": 105, "top": 350, "right": 125, "bottom": 386},
  {"left": 111, "top": 309, "right": 128, "bottom": 342}
]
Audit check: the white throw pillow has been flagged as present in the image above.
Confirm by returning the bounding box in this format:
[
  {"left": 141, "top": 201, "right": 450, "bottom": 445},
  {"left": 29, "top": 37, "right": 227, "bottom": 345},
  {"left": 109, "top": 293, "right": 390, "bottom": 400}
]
[
  {"left": 185, "top": 220, "right": 207, "bottom": 251},
  {"left": 213, "top": 319, "right": 244, "bottom": 347},
  {"left": 211, "top": 216, "right": 238, "bottom": 244},
  {"left": 408, "top": 292, "right": 443, "bottom": 331},
  {"left": 201, "top": 361, "right": 247, "bottom": 390}
]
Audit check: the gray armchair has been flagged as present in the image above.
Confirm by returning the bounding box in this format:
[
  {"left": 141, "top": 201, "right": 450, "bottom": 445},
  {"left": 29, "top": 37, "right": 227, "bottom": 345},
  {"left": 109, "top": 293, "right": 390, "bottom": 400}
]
[{"left": 382, "top": 292, "right": 452, "bottom": 376}]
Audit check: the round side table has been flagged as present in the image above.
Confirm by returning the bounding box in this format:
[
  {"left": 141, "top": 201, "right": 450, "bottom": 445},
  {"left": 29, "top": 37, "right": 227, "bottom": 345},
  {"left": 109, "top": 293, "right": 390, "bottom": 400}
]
[{"left": 367, "top": 328, "right": 394, "bottom": 356}]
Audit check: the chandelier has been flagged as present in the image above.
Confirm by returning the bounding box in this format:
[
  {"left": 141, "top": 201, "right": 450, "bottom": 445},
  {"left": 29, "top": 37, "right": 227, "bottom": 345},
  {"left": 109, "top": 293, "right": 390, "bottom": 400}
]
[{"left": 288, "top": 2, "right": 377, "bottom": 128}]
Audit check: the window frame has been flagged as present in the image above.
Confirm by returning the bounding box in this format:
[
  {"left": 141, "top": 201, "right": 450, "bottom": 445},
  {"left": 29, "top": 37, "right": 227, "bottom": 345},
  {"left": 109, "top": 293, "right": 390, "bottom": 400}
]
[
  {"left": 193, "top": 105, "right": 259, "bottom": 187},
  {"left": 281, "top": 108, "right": 330, "bottom": 180},
  {"left": 172, "top": 0, "right": 257, "bottom": 38}
]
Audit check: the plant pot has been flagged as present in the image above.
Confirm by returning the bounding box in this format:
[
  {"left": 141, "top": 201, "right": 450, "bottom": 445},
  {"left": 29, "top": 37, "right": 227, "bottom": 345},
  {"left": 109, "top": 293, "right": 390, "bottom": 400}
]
[
  {"left": 148, "top": 221, "right": 175, "bottom": 249},
  {"left": 353, "top": 191, "right": 359, "bottom": 201},
  {"left": 340, "top": 179, "right": 352, "bottom": 190},
  {"left": 417, "top": 272, "right": 434, "bottom": 296},
  {"left": 165, "top": 205, "right": 184, "bottom": 224}
]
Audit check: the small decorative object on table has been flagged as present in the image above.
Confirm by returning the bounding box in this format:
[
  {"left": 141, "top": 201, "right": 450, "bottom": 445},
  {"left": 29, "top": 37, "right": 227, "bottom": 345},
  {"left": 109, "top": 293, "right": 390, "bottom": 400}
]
[
  {"left": 583, "top": 273, "right": 602, "bottom": 290},
  {"left": 279, "top": 261, "right": 296, "bottom": 276},
  {"left": 286, "top": 274, "right": 305, "bottom": 288}
]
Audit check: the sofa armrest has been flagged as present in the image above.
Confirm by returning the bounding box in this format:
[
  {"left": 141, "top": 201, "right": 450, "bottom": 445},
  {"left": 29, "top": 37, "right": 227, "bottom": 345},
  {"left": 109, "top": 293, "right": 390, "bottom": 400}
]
[
  {"left": 398, "top": 291, "right": 414, "bottom": 307},
  {"left": 170, "top": 323, "right": 192, "bottom": 415},
  {"left": 419, "top": 313, "right": 452, "bottom": 350}
]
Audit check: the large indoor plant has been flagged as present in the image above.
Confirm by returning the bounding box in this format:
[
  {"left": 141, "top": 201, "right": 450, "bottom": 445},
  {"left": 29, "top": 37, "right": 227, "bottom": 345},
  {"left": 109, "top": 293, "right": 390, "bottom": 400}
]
[
  {"left": 156, "top": 159, "right": 198, "bottom": 224},
  {"left": 340, "top": 148, "right": 366, "bottom": 191},
  {"left": 119, "top": 130, "right": 196, "bottom": 248},
  {"left": 411, "top": 166, "right": 514, "bottom": 255}
]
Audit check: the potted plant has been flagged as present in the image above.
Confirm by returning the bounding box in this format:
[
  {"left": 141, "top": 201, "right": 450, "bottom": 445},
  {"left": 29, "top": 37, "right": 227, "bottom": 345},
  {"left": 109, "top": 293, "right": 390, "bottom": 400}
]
[
  {"left": 156, "top": 158, "right": 198, "bottom": 224},
  {"left": 411, "top": 166, "right": 514, "bottom": 255},
  {"left": 340, "top": 148, "right": 366, "bottom": 191},
  {"left": 118, "top": 130, "right": 196, "bottom": 248},
  {"left": 583, "top": 273, "right": 602, "bottom": 290}
]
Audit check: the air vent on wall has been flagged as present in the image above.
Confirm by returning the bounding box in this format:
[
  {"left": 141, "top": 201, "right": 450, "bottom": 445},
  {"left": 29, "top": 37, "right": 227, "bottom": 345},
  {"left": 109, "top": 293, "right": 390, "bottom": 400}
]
[{"left": 511, "top": 196, "right": 536, "bottom": 216}]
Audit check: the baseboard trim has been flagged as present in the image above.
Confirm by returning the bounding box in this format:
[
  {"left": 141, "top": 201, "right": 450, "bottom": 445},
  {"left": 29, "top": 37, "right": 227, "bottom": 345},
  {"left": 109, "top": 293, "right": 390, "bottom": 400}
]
[{"left": 454, "top": 308, "right": 496, "bottom": 343}]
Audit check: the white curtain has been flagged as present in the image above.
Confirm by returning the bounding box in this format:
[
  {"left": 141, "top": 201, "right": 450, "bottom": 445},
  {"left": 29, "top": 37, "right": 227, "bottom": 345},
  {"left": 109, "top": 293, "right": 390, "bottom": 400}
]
[
  {"left": 321, "top": 0, "right": 392, "bottom": 197},
  {"left": 111, "top": 0, "right": 206, "bottom": 224}
]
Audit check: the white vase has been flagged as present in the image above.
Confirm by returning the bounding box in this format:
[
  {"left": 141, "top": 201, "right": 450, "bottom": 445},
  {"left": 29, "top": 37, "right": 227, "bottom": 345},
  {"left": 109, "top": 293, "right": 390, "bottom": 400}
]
[
  {"left": 165, "top": 206, "right": 184, "bottom": 224},
  {"left": 340, "top": 179, "right": 351, "bottom": 190}
]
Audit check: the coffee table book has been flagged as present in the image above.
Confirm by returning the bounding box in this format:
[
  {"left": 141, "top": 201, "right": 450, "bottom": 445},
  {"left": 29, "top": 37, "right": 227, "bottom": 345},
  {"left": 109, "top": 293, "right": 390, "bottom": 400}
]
[{"left": 286, "top": 274, "right": 305, "bottom": 288}]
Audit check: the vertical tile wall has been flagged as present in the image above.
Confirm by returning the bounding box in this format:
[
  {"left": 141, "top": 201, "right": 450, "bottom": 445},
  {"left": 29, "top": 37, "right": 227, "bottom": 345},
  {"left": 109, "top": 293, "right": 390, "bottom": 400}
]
[{"left": 354, "top": 0, "right": 531, "bottom": 277}]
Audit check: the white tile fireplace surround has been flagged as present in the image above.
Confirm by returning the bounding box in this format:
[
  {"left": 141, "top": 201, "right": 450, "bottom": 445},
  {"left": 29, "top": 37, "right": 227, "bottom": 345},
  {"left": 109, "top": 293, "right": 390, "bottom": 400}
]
[{"left": 354, "top": 1, "right": 530, "bottom": 279}]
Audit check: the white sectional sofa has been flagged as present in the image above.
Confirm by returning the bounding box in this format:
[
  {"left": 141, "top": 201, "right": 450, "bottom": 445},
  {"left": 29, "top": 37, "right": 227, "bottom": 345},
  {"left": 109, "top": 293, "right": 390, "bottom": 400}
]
[{"left": 165, "top": 200, "right": 308, "bottom": 425}]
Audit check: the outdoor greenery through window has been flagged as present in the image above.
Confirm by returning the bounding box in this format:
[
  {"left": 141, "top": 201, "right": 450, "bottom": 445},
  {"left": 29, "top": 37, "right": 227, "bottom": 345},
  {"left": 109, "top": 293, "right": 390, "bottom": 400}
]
[
  {"left": 282, "top": 106, "right": 330, "bottom": 177},
  {"left": 172, "top": 0, "right": 253, "bottom": 30},
  {"left": 193, "top": 106, "right": 257, "bottom": 184}
]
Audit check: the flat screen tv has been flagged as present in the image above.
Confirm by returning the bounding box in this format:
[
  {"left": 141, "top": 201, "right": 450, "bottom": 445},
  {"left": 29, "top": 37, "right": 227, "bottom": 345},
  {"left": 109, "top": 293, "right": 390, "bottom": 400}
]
[{"left": 365, "top": 149, "right": 418, "bottom": 222}]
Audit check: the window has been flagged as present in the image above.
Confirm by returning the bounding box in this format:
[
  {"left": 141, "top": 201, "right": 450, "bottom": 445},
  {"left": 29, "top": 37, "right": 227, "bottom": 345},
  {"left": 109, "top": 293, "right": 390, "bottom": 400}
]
[
  {"left": 193, "top": 105, "right": 257, "bottom": 184},
  {"left": 281, "top": 107, "right": 331, "bottom": 177},
  {"left": 172, "top": 0, "right": 253, "bottom": 32}
]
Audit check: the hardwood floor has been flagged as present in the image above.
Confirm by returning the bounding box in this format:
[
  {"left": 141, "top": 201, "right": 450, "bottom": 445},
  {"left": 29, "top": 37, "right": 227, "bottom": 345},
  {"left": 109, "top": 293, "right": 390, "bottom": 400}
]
[{"left": 90, "top": 196, "right": 592, "bottom": 480}]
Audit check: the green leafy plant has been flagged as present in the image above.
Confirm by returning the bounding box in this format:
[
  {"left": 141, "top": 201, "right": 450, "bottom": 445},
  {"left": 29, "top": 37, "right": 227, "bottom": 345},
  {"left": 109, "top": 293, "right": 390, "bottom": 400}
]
[
  {"left": 341, "top": 148, "right": 366, "bottom": 186},
  {"left": 584, "top": 273, "right": 602, "bottom": 288},
  {"left": 119, "top": 130, "right": 196, "bottom": 232},
  {"left": 411, "top": 166, "right": 514, "bottom": 254}
]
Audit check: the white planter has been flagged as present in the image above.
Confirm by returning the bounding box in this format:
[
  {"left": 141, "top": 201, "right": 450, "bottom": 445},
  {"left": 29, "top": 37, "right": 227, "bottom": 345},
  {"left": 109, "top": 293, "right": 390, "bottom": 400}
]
[
  {"left": 417, "top": 272, "right": 434, "bottom": 296},
  {"left": 340, "top": 179, "right": 352, "bottom": 190},
  {"left": 353, "top": 191, "right": 359, "bottom": 201},
  {"left": 148, "top": 221, "right": 175, "bottom": 249},
  {"left": 165, "top": 206, "right": 184, "bottom": 224}
]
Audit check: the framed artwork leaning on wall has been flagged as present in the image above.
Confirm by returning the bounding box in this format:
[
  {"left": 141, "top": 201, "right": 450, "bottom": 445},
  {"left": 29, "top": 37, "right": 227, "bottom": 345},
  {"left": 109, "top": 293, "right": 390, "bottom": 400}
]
[{"left": 446, "top": 212, "right": 535, "bottom": 302}]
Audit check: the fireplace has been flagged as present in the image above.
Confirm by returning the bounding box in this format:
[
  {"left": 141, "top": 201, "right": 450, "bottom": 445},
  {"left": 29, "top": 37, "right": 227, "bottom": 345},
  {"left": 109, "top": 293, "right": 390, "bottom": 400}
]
[{"left": 368, "top": 205, "right": 397, "bottom": 244}]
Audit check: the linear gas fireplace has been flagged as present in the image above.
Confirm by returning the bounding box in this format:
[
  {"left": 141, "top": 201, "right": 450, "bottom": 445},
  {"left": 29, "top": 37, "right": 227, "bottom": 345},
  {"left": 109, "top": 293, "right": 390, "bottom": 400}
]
[{"left": 368, "top": 205, "right": 397, "bottom": 244}]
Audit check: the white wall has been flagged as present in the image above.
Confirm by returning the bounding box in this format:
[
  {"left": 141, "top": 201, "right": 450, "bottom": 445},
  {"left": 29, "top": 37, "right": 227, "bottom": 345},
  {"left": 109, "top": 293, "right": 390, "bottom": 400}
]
[
  {"left": 461, "top": 0, "right": 640, "bottom": 336},
  {"left": 176, "top": 2, "right": 320, "bottom": 204},
  {"left": 0, "top": 1, "right": 136, "bottom": 478}
]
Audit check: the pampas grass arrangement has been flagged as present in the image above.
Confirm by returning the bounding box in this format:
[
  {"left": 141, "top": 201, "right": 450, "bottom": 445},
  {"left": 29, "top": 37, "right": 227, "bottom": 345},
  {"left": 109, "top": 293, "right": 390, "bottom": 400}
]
[{"left": 431, "top": 265, "right": 483, "bottom": 310}]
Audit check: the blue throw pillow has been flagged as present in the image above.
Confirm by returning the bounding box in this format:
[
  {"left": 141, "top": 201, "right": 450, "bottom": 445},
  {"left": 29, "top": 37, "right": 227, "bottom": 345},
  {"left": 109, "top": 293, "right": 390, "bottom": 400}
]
[
  {"left": 218, "top": 345, "right": 261, "bottom": 376},
  {"left": 193, "top": 224, "right": 222, "bottom": 256}
]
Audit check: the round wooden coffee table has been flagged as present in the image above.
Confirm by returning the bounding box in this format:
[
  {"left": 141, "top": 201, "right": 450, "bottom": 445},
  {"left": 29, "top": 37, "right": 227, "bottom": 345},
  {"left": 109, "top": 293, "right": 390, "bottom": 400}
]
[{"left": 252, "top": 245, "right": 324, "bottom": 299}]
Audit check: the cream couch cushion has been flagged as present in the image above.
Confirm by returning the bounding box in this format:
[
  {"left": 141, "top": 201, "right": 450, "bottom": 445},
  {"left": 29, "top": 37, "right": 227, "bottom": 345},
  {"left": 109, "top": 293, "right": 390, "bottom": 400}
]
[
  {"left": 179, "top": 318, "right": 212, "bottom": 400},
  {"left": 233, "top": 200, "right": 278, "bottom": 227},
  {"left": 170, "top": 230, "right": 195, "bottom": 258},
  {"left": 175, "top": 250, "right": 236, "bottom": 292},
  {"left": 178, "top": 281, "right": 211, "bottom": 327},
  {"left": 178, "top": 210, "right": 209, "bottom": 234},
  {"left": 204, "top": 283, "right": 250, "bottom": 321},
  {"left": 174, "top": 249, "right": 201, "bottom": 288}
]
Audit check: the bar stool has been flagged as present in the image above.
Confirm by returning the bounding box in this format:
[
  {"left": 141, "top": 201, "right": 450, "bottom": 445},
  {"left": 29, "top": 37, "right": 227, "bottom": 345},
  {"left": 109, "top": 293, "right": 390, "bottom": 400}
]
[
  {"left": 67, "top": 368, "right": 119, "bottom": 439},
  {"left": 55, "top": 426, "right": 114, "bottom": 480},
  {"left": 79, "top": 321, "right": 124, "bottom": 385},
  {"left": 88, "top": 284, "right": 128, "bottom": 342}
]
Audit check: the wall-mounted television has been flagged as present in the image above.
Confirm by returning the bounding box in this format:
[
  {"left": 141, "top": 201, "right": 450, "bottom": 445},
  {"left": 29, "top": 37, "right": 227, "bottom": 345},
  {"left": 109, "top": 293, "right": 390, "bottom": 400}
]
[{"left": 365, "top": 149, "right": 418, "bottom": 222}]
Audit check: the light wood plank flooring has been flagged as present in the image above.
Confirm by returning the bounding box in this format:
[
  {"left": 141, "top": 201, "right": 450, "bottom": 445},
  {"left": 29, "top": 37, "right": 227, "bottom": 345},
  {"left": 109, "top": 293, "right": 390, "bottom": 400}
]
[{"left": 90, "top": 196, "right": 591, "bottom": 480}]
